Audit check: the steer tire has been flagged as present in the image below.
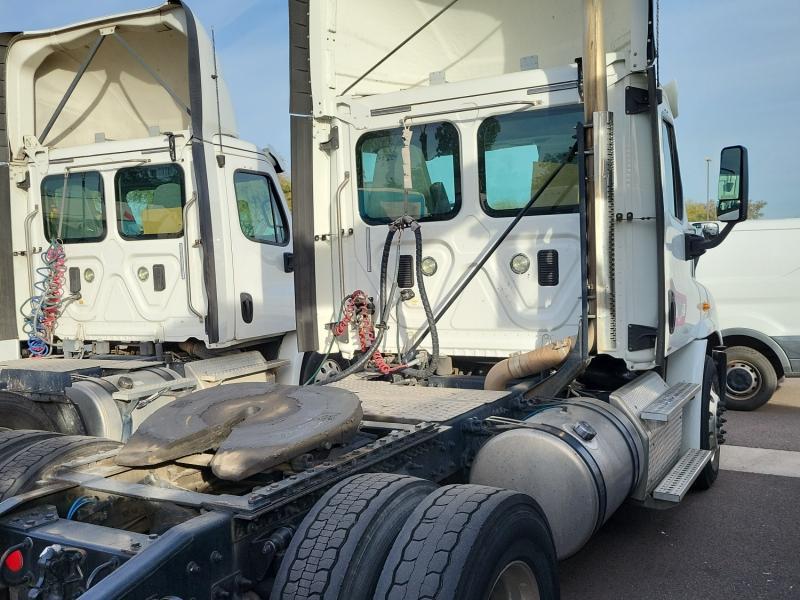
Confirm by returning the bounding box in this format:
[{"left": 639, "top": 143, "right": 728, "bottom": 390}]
[
  {"left": 374, "top": 484, "right": 559, "bottom": 600},
  {"left": 695, "top": 357, "right": 721, "bottom": 490},
  {"left": 725, "top": 346, "right": 777, "bottom": 411},
  {"left": 0, "top": 392, "right": 57, "bottom": 431},
  {"left": 0, "top": 435, "right": 121, "bottom": 500},
  {"left": 272, "top": 473, "right": 437, "bottom": 600},
  {"left": 0, "top": 429, "right": 62, "bottom": 465},
  {"left": 300, "top": 352, "right": 350, "bottom": 385}
]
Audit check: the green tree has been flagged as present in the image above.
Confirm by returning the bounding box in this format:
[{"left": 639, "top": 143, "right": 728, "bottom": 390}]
[
  {"left": 685, "top": 199, "right": 766, "bottom": 222},
  {"left": 278, "top": 174, "right": 292, "bottom": 210}
]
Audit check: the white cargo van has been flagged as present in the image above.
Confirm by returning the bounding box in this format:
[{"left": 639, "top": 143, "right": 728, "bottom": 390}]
[{"left": 697, "top": 219, "right": 800, "bottom": 410}]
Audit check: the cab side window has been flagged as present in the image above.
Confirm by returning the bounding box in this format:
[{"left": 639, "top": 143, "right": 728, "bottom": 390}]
[
  {"left": 41, "top": 171, "right": 105, "bottom": 243},
  {"left": 116, "top": 164, "right": 185, "bottom": 239},
  {"left": 661, "top": 120, "right": 684, "bottom": 221},
  {"left": 356, "top": 121, "right": 461, "bottom": 225},
  {"left": 233, "top": 171, "right": 289, "bottom": 245},
  {"left": 478, "top": 105, "right": 583, "bottom": 217}
]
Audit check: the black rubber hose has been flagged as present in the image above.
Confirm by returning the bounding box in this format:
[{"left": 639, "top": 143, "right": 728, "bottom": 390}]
[
  {"left": 401, "top": 224, "right": 439, "bottom": 378},
  {"left": 319, "top": 228, "right": 396, "bottom": 385}
]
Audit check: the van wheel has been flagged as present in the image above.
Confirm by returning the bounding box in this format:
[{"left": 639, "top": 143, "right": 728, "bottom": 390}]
[
  {"left": 725, "top": 346, "right": 777, "bottom": 411},
  {"left": 272, "top": 473, "right": 437, "bottom": 600},
  {"left": 0, "top": 435, "right": 120, "bottom": 500},
  {"left": 374, "top": 485, "right": 559, "bottom": 600},
  {"left": 695, "top": 357, "right": 722, "bottom": 490},
  {"left": 0, "top": 392, "right": 57, "bottom": 431}
]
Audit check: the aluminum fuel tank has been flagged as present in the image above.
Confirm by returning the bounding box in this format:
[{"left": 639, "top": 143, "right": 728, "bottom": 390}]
[{"left": 470, "top": 398, "right": 644, "bottom": 558}]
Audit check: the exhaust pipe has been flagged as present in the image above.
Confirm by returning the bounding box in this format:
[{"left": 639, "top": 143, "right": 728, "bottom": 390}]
[{"left": 484, "top": 337, "right": 575, "bottom": 391}]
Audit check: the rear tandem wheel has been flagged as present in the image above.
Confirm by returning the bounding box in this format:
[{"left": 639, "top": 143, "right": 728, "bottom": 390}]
[
  {"left": 272, "top": 473, "right": 437, "bottom": 600},
  {"left": 374, "top": 484, "right": 559, "bottom": 600},
  {"left": 0, "top": 434, "right": 121, "bottom": 501}
]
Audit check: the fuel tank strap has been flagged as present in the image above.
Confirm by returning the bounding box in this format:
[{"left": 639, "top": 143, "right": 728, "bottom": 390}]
[{"left": 570, "top": 399, "right": 642, "bottom": 493}]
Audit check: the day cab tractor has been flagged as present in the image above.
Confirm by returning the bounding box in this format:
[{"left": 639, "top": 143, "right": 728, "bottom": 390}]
[
  {"left": 0, "top": 1, "right": 748, "bottom": 599},
  {"left": 0, "top": 1, "right": 301, "bottom": 440}
]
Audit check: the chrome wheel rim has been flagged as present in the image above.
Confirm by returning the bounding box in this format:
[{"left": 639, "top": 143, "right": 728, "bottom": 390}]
[
  {"left": 314, "top": 358, "right": 342, "bottom": 383},
  {"left": 726, "top": 361, "right": 760, "bottom": 400},
  {"left": 708, "top": 387, "right": 721, "bottom": 468},
  {"left": 488, "top": 560, "right": 540, "bottom": 600}
]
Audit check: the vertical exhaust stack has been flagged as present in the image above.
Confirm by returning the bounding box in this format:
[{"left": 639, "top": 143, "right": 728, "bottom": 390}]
[
  {"left": 583, "top": 0, "right": 617, "bottom": 354},
  {"left": 583, "top": 0, "right": 608, "bottom": 118}
]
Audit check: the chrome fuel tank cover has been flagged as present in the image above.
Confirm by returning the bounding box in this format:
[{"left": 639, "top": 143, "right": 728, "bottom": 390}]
[{"left": 115, "top": 383, "right": 362, "bottom": 481}]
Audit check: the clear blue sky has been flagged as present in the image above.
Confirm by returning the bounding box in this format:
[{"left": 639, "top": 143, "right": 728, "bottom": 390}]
[{"left": 2, "top": 0, "right": 798, "bottom": 218}]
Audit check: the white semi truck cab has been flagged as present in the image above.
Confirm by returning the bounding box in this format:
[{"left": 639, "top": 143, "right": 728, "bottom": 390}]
[
  {"left": 0, "top": 2, "right": 302, "bottom": 437},
  {"left": 0, "top": 2, "right": 750, "bottom": 599}
]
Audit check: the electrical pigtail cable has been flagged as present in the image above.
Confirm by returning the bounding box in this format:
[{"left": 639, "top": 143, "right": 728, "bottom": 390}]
[
  {"left": 318, "top": 223, "right": 403, "bottom": 385},
  {"left": 319, "top": 215, "right": 440, "bottom": 385},
  {"left": 20, "top": 171, "right": 78, "bottom": 357},
  {"left": 399, "top": 218, "right": 439, "bottom": 378}
]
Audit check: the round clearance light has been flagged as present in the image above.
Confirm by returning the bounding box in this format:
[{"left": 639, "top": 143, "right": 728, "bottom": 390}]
[
  {"left": 137, "top": 267, "right": 150, "bottom": 282},
  {"left": 510, "top": 253, "right": 531, "bottom": 275},
  {"left": 421, "top": 256, "right": 438, "bottom": 277},
  {"left": 83, "top": 268, "right": 95, "bottom": 283}
]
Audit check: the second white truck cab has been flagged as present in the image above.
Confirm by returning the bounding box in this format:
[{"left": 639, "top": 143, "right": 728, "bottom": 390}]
[{"left": 0, "top": 2, "right": 302, "bottom": 438}]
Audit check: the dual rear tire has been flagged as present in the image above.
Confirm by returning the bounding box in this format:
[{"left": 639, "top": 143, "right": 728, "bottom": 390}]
[
  {"left": 0, "top": 429, "right": 120, "bottom": 501},
  {"left": 272, "top": 474, "right": 558, "bottom": 600}
]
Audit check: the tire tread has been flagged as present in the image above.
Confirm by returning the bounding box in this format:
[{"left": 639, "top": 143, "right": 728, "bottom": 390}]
[
  {"left": 0, "top": 435, "right": 118, "bottom": 500},
  {"left": 275, "top": 473, "right": 433, "bottom": 600}
]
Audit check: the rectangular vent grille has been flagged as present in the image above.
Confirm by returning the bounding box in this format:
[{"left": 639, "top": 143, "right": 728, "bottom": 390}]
[
  {"left": 537, "top": 250, "right": 559, "bottom": 286},
  {"left": 397, "top": 255, "right": 414, "bottom": 289},
  {"left": 68, "top": 267, "right": 81, "bottom": 294},
  {"left": 153, "top": 264, "right": 166, "bottom": 292}
]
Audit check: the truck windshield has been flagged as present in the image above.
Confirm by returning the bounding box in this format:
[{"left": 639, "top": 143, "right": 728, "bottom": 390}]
[
  {"left": 478, "top": 104, "right": 583, "bottom": 217},
  {"left": 41, "top": 171, "right": 105, "bottom": 243},
  {"left": 115, "top": 164, "right": 185, "bottom": 239},
  {"left": 356, "top": 121, "right": 461, "bottom": 224}
]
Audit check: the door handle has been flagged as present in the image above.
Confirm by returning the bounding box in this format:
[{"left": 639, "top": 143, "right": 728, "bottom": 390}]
[
  {"left": 668, "top": 290, "right": 676, "bottom": 334},
  {"left": 240, "top": 292, "right": 254, "bottom": 324},
  {"left": 283, "top": 252, "right": 294, "bottom": 273}
]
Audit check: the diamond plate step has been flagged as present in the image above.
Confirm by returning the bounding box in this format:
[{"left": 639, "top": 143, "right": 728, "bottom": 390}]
[
  {"left": 652, "top": 448, "right": 713, "bottom": 502},
  {"left": 640, "top": 382, "right": 700, "bottom": 423}
]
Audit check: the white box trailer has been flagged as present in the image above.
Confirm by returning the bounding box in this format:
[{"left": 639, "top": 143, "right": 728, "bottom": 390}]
[{"left": 696, "top": 218, "right": 800, "bottom": 410}]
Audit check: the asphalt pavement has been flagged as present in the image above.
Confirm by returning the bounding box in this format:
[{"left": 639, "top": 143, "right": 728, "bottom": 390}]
[{"left": 560, "top": 380, "right": 800, "bottom": 600}]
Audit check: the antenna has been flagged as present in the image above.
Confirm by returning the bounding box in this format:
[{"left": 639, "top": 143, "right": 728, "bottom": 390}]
[{"left": 211, "top": 27, "right": 225, "bottom": 167}]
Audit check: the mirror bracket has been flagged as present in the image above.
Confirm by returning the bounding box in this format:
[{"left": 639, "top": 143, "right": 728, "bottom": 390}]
[{"left": 685, "top": 221, "right": 736, "bottom": 260}]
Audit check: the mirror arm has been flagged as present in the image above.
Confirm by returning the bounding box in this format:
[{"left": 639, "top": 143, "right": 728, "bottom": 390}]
[{"left": 685, "top": 221, "right": 737, "bottom": 260}]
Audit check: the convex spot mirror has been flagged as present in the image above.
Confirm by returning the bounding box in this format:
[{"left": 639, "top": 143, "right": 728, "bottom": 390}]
[
  {"left": 692, "top": 221, "right": 720, "bottom": 238},
  {"left": 717, "top": 145, "right": 749, "bottom": 222}
]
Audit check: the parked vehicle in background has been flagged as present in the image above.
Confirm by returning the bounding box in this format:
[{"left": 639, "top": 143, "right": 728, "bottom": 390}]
[{"left": 697, "top": 218, "right": 800, "bottom": 410}]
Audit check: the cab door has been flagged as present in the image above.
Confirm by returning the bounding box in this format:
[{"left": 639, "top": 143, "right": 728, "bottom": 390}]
[
  {"left": 659, "top": 116, "right": 701, "bottom": 355},
  {"left": 224, "top": 154, "right": 295, "bottom": 342}
]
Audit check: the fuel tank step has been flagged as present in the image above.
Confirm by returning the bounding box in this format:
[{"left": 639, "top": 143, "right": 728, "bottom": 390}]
[
  {"left": 640, "top": 382, "right": 700, "bottom": 423},
  {"left": 652, "top": 448, "right": 713, "bottom": 502}
]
